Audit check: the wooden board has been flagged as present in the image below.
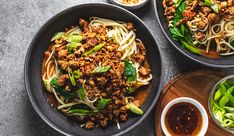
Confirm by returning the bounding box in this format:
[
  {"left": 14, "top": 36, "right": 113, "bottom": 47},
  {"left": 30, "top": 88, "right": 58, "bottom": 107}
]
[{"left": 155, "top": 70, "right": 233, "bottom": 136}]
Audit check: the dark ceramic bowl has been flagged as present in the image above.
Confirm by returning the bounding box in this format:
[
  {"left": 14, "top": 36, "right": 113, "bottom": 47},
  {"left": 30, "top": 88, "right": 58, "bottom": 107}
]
[
  {"left": 24, "top": 3, "right": 163, "bottom": 136},
  {"left": 154, "top": 0, "right": 234, "bottom": 68}
]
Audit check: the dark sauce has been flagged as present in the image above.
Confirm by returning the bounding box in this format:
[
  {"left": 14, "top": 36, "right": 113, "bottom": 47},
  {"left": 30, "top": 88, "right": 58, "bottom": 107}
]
[{"left": 165, "top": 102, "right": 202, "bottom": 136}]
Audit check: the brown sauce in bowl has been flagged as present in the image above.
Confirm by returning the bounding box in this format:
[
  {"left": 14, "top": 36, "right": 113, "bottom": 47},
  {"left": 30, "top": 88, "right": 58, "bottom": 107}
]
[{"left": 165, "top": 102, "right": 202, "bottom": 136}]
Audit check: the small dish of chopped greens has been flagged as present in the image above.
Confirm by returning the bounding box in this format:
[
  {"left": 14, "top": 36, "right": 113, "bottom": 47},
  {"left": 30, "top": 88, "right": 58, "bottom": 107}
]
[{"left": 208, "top": 75, "right": 234, "bottom": 134}]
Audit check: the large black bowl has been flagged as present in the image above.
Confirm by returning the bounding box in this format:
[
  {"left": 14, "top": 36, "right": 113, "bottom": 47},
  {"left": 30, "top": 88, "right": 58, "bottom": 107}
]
[
  {"left": 24, "top": 3, "right": 163, "bottom": 136},
  {"left": 154, "top": 0, "right": 234, "bottom": 68}
]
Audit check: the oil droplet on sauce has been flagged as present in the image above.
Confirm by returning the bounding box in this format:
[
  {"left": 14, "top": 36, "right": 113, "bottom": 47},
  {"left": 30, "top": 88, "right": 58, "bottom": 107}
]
[{"left": 165, "top": 102, "right": 203, "bottom": 136}]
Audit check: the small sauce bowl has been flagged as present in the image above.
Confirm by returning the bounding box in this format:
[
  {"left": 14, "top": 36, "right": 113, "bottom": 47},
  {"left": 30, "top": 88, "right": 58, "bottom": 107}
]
[
  {"left": 109, "top": 0, "right": 150, "bottom": 10},
  {"left": 161, "top": 97, "right": 209, "bottom": 136}
]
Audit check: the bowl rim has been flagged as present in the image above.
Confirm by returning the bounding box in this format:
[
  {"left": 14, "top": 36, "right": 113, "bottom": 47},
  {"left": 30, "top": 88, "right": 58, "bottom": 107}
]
[
  {"left": 110, "top": 0, "right": 148, "bottom": 7},
  {"left": 109, "top": 0, "right": 150, "bottom": 10},
  {"left": 161, "top": 97, "right": 209, "bottom": 136},
  {"left": 208, "top": 75, "right": 234, "bottom": 134},
  {"left": 153, "top": 0, "right": 234, "bottom": 68},
  {"left": 24, "top": 2, "right": 164, "bottom": 136}
]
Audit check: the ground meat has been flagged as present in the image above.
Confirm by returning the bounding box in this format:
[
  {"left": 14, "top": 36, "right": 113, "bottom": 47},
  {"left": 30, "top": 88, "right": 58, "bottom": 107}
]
[
  {"left": 96, "top": 77, "right": 108, "bottom": 86},
  {"left": 196, "top": 19, "right": 208, "bottom": 30},
  {"left": 120, "top": 114, "right": 128, "bottom": 122},
  {"left": 85, "top": 121, "right": 94, "bottom": 129},
  {"left": 207, "top": 13, "right": 220, "bottom": 24},
  {"left": 132, "top": 53, "right": 145, "bottom": 64},
  {"left": 201, "top": 7, "right": 212, "bottom": 16},
  {"left": 227, "top": 0, "right": 234, "bottom": 6},
  {"left": 79, "top": 19, "right": 89, "bottom": 29},
  {"left": 100, "top": 119, "right": 108, "bottom": 127},
  {"left": 127, "top": 22, "right": 134, "bottom": 30},
  {"left": 183, "top": 9, "right": 196, "bottom": 20},
  {"left": 162, "top": 0, "right": 173, "bottom": 8},
  {"left": 44, "top": 51, "right": 50, "bottom": 58},
  {"left": 57, "top": 74, "right": 69, "bottom": 87},
  {"left": 139, "top": 66, "right": 150, "bottom": 76},
  {"left": 164, "top": 5, "right": 176, "bottom": 16},
  {"left": 226, "top": 7, "right": 234, "bottom": 17},
  {"left": 58, "top": 60, "right": 68, "bottom": 70},
  {"left": 57, "top": 49, "right": 68, "bottom": 59}
]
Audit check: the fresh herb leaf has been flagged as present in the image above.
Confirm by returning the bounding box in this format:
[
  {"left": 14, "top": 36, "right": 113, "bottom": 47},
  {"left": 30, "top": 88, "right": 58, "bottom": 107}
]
[
  {"left": 97, "top": 99, "right": 111, "bottom": 109},
  {"left": 92, "top": 65, "right": 111, "bottom": 74},
  {"left": 78, "top": 86, "right": 86, "bottom": 100},
  {"left": 50, "top": 77, "right": 76, "bottom": 99},
  {"left": 82, "top": 42, "right": 106, "bottom": 57},
  {"left": 51, "top": 32, "right": 65, "bottom": 41},
  {"left": 123, "top": 61, "right": 137, "bottom": 82}
]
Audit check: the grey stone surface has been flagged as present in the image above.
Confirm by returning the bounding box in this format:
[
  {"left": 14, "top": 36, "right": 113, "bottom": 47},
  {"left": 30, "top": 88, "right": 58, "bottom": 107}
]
[{"left": 0, "top": 0, "right": 233, "bottom": 136}]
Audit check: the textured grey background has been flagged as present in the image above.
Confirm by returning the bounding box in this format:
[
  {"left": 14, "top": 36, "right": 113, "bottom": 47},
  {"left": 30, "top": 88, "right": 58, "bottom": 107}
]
[{"left": 0, "top": 0, "right": 233, "bottom": 136}]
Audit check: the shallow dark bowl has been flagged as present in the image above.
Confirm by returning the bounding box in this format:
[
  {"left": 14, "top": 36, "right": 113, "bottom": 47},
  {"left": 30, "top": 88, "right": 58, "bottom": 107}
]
[
  {"left": 154, "top": 0, "right": 234, "bottom": 68},
  {"left": 24, "top": 3, "right": 163, "bottom": 136}
]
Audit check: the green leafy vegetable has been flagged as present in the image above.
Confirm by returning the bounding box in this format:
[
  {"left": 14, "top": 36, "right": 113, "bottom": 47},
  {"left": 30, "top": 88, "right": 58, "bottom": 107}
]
[
  {"left": 220, "top": 83, "right": 227, "bottom": 95},
  {"left": 181, "top": 39, "right": 200, "bottom": 54},
  {"left": 97, "top": 99, "right": 111, "bottom": 109},
  {"left": 173, "top": 0, "right": 183, "bottom": 7},
  {"left": 67, "top": 42, "right": 81, "bottom": 53},
  {"left": 170, "top": 27, "right": 183, "bottom": 41},
  {"left": 127, "top": 103, "right": 143, "bottom": 115},
  {"left": 73, "top": 69, "right": 82, "bottom": 78},
  {"left": 128, "top": 86, "right": 136, "bottom": 93},
  {"left": 211, "top": 4, "right": 219, "bottom": 13},
  {"left": 214, "top": 89, "right": 222, "bottom": 102},
  {"left": 219, "top": 94, "right": 229, "bottom": 109},
  {"left": 211, "top": 80, "right": 234, "bottom": 128},
  {"left": 169, "top": 1, "right": 201, "bottom": 54},
  {"left": 201, "top": 0, "right": 219, "bottom": 13},
  {"left": 222, "top": 119, "right": 234, "bottom": 127},
  {"left": 225, "top": 113, "right": 234, "bottom": 120},
  {"left": 68, "top": 109, "right": 93, "bottom": 115},
  {"left": 78, "top": 86, "right": 86, "bottom": 100},
  {"left": 82, "top": 42, "right": 106, "bottom": 57},
  {"left": 92, "top": 65, "right": 111, "bottom": 74},
  {"left": 68, "top": 68, "right": 76, "bottom": 86},
  {"left": 225, "top": 106, "right": 234, "bottom": 113},
  {"left": 66, "top": 35, "right": 82, "bottom": 43},
  {"left": 50, "top": 77, "right": 76, "bottom": 99},
  {"left": 51, "top": 32, "right": 65, "bottom": 41},
  {"left": 123, "top": 61, "right": 137, "bottom": 82}
]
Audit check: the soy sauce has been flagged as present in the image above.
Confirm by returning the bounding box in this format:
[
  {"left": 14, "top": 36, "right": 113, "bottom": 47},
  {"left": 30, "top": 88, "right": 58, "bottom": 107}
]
[{"left": 165, "top": 102, "right": 202, "bottom": 136}]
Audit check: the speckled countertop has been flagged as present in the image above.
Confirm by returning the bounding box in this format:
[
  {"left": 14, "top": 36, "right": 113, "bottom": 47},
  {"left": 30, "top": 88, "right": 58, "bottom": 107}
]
[{"left": 0, "top": 0, "right": 233, "bottom": 136}]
